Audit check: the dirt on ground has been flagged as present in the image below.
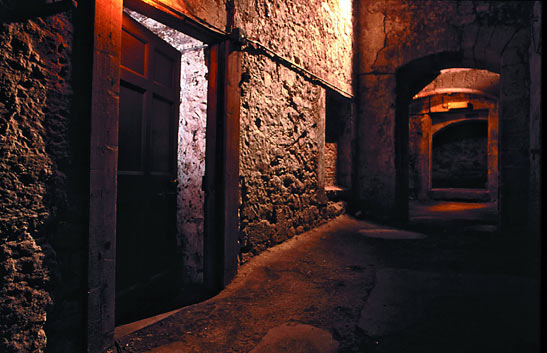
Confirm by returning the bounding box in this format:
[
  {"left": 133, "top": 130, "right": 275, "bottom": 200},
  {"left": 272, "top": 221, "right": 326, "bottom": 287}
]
[{"left": 113, "top": 209, "right": 540, "bottom": 353}]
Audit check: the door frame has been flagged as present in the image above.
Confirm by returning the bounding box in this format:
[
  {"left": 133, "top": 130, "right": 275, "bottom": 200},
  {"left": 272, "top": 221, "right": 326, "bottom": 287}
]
[{"left": 87, "top": 0, "right": 240, "bottom": 350}]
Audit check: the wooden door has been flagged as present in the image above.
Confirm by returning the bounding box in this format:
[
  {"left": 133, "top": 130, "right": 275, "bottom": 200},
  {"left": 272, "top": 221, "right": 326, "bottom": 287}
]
[{"left": 116, "top": 13, "right": 181, "bottom": 323}]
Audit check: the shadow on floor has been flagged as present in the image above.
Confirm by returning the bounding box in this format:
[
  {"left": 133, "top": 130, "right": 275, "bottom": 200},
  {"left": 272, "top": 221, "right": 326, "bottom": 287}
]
[
  {"left": 112, "top": 212, "right": 540, "bottom": 353},
  {"left": 408, "top": 200, "right": 498, "bottom": 233}
]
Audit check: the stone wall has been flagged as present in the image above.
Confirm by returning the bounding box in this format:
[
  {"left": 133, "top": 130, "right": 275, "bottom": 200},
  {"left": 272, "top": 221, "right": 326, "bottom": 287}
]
[
  {"left": 126, "top": 0, "right": 355, "bottom": 272},
  {"left": 234, "top": 0, "right": 353, "bottom": 94},
  {"left": 2, "top": 0, "right": 539, "bottom": 352},
  {"left": 357, "top": 0, "right": 533, "bottom": 228},
  {"left": 235, "top": 0, "right": 353, "bottom": 262},
  {"left": 0, "top": 13, "right": 87, "bottom": 353},
  {"left": 176, "top": 40, "right": 207, "bottom": 284},
  {"left": 238, "top": 53, "right": 329, "bottom": 262},
  {"left": 431, "top": 121, "right": 487, "bottom": 188},
  {"left": 324, "top": 143, "right": 338, "bottom": 186}
]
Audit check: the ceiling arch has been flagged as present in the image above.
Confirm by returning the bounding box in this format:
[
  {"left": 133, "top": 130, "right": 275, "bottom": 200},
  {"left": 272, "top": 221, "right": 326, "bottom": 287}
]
[{"left": 413, "top": 68, "right": 500, "bottom": 99}]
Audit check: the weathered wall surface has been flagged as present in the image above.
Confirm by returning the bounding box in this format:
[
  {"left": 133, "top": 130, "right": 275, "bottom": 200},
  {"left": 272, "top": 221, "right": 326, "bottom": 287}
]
[
  {"left": 176, "top": 40, "right": 207, "bottom": 283},
  {"left": 235, "top": 0, "right": 353, "bottom": 262},
  {"left": 234, "top": 0, "right": 353, "bottom": 94},
  {"left": 238, "top": 54, "right": 331, "bottom": 263},
  {"left": 0, "top": 14, "right": 86, "bottom": 353},
  {"left": 126, "top": 8, "right": 208, "bottom": 284},
  {"left": 148, "top": 0, "right": 227, "bottom": 32},
  {"left": 128, "top": 0, "right": 356, "bottom": 274},
  {"left": 413, "top": 69, "right": 499, "bottom": 99},
  {"left": 431, "top": 122, "right": 487, "bottom": 188},
  {"left": 324, "top": 142, "right": 338, "bottom": 186},
  {"left": 0, "top": 0, "right": 539, "bottom": 352},
  {"left": 357, "top": 0, "right": 533, "bottom": 228}
]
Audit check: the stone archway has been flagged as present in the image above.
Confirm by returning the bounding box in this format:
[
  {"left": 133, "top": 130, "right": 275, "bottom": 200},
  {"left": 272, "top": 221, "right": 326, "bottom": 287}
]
[
  {"left": 356, "top": 1, "right": 533, "bottom": 231},
  {"left": 394, "top": 48, "right": 529, "bottom": 231},
  {"left": 408, "top": 91, "right": 499, "bottom": 203}
]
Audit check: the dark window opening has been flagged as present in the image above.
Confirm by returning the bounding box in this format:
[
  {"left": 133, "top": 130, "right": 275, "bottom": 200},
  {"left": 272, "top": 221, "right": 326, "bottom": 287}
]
[{"left": 325, "top": 90, "right": 352, "bottom": 189}]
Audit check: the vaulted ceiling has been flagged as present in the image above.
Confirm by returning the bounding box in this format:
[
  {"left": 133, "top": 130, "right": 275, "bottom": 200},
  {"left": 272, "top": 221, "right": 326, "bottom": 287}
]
[{"left": 413, "top": 68, "right": 500, "bottom": 99}]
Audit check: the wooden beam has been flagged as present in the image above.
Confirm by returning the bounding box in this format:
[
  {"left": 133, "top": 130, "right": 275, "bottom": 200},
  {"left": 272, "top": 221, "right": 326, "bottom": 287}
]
[
  {"left": 87, "top": 0, "right": 122, "bottom": 351},
  {"left": 203, "top": 44, "right": 221, "bottom": 291},
  {"left": 222, "top": 41, "right": 241, "bottom": 286}
]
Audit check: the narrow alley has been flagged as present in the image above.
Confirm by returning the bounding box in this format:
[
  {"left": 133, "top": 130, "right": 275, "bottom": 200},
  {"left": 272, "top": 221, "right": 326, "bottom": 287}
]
[
  {"left": 1, "top": 1, "right": 541, "bottom": 352},
  {"left": 113, "top": 205, "right": 540, "bottom": 353}
]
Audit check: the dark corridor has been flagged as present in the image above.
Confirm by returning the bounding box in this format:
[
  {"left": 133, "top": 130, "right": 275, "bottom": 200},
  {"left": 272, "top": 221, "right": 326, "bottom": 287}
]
[{"left": 0, "top": 1, "right": 540, "bottom": 352}]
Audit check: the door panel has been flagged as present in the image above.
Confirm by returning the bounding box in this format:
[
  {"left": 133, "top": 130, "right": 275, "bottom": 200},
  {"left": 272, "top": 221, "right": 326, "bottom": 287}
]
[
  {"left": 150, "top": 96, "right": 174, "bottom": 173},
  {"left": 121, "top": 28, "right": 147, "bottom": 76},
  {"left": 116, "top": 12, "right": 181, "bottom": 324},
  {"left": 118, "top": 83, "right": 144, "bottom": 172},
  {"left": 153, "top": 50, "right": 175, "bottom": 87}
]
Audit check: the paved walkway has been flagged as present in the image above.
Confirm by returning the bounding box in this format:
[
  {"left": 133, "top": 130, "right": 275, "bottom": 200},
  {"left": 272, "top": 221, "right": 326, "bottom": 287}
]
[{"left": 113, "top": 210, "right": 540, "bottom": 353}]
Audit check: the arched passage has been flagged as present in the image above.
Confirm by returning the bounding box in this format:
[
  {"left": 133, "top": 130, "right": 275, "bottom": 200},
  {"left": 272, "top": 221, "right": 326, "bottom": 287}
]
[
  {"left": 395, "top": 50, "right": 529, "bottom": 231},
  {"left": 356, "top": 0, "right": 533, "bottom": 235},
  {"left": 398, "top": 66, "right": 497, "bottom": 226},
  {"left": 408, "top": 88, "right": 499, "bottom": 204}
]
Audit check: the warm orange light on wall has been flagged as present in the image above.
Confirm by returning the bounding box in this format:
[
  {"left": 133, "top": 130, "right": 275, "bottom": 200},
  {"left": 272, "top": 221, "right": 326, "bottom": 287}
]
[
  {"left": 138, "top": 0, "right": 189, "bottom": 16},
  {"left": 446, "top": 101, "right": 469, "bottom": 110}
]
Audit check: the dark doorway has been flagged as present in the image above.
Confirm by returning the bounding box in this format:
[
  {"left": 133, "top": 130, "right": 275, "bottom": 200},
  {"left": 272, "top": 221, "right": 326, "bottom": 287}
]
[
  {"left": 431, "top": 120, "right": 488, "bottom": 189},
  {"left": 116, "top": 13, "right": 181, "bottom": 325},
  {"left": 88, "top": 1, "right": 241, "bottom": 347},
  {"left": 325, "top": 90, "right": 352, "bottom": 189}
]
